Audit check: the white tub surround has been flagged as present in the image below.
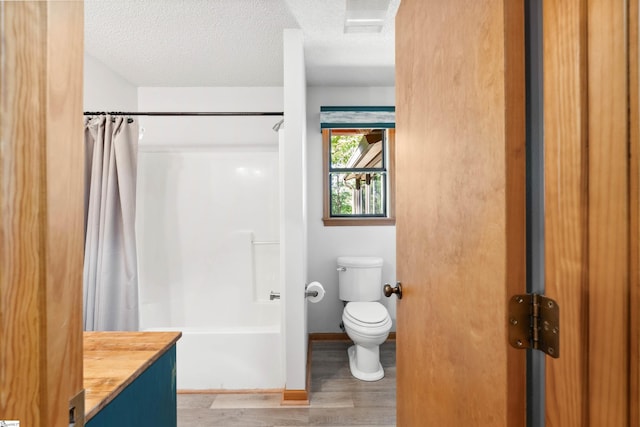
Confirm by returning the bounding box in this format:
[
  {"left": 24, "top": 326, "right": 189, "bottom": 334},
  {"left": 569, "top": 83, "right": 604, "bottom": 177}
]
[{"left": 136, "top": 87, "right": 283, "bottom": 390}]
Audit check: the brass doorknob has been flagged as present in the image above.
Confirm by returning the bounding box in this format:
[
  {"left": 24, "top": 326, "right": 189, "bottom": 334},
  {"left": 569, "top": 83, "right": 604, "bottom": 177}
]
[{"left": 383, "top": 282, "right": 402, "bottom": 299}]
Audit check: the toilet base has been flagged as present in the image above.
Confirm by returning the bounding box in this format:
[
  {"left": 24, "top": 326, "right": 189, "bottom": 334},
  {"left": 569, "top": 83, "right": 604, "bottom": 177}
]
[{"left": 347, "top": 345, "right": 384, "bottom": 381}]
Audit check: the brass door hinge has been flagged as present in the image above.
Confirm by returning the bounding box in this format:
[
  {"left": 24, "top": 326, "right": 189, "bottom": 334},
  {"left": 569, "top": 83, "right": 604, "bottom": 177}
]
[{"left": 508, "top": 294, "right": 559, "bottom": 358}]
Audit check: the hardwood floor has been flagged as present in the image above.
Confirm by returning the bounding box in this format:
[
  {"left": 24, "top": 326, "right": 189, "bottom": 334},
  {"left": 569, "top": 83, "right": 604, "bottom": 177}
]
[{"left": 177, "top": 340, "right": 396, "bottom": 427}]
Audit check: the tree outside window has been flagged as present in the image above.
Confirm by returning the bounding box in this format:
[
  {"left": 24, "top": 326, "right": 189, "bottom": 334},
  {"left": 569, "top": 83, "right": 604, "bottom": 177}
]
[{"left": 322, "top": 128, "right": 395, "bottom": 226}]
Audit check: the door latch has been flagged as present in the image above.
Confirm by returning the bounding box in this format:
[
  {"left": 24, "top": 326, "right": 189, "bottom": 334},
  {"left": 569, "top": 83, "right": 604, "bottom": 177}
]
[
  {"left": 69, "top": 389, "right": 85, "bottom": 427},
  {"left": 508, "top": 294, "right": 559, "bottom": 358}
]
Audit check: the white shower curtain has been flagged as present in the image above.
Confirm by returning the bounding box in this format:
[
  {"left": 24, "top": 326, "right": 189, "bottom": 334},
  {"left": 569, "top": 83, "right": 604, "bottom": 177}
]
[{"left": 83, "top": 115, "right": 139, "bottom": 331}]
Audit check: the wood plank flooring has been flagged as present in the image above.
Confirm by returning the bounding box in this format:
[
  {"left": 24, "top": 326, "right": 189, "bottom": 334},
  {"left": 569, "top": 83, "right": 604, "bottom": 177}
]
[{"left": 177, "top": 340, "right": 396, "bottom": 426}]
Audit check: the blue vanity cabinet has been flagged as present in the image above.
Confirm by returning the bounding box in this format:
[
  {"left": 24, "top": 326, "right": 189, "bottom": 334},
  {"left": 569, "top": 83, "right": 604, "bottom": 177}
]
[{"left": 83, "top": 332, "right": 181, "bottom": 427}]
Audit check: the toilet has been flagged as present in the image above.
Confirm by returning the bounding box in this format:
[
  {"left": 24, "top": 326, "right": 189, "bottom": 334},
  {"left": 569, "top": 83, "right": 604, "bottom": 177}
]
[{"left": 337, "top": 256, "right": 392, "bottom": 381}]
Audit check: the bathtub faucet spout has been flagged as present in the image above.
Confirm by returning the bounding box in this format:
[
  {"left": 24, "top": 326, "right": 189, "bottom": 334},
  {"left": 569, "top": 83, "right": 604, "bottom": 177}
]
[{"left": 269, "top": 291, "right": 281, "bottom": 301}]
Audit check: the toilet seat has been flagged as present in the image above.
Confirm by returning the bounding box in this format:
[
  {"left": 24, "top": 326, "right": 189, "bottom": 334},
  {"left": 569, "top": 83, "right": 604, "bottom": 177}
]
[
  {"left": 344, "top": 301, "right": 389, "bottom": 326},
  {"left": 343, "top": 302, "right": 390, "bottom": 328}
]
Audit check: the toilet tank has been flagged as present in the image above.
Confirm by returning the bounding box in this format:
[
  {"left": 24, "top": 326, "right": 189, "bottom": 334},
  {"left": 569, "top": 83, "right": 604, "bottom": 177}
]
[{"left": 337, "top": 256, "right": 384, "bottom": 302}]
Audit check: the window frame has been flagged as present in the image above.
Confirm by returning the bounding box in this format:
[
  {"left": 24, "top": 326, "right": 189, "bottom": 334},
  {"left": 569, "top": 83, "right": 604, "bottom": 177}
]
[{"left": 322, "top": 128, "right": 395, "bottom": 226}]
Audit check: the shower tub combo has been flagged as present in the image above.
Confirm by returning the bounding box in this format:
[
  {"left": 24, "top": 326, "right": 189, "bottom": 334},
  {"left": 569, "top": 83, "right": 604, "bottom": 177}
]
[{"left": 137, "top": 146, "right": 282, "bottom": 390}]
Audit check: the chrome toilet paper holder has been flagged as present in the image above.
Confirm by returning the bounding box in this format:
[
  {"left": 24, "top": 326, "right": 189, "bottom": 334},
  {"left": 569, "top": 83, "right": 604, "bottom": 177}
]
[
  {"left": 271, "top": 288, "right": 321, "bottom": 299},
  {"left": 305, "top": 283, "right": 320, "bottom": 298},
  {"left": 305, "top": 289, "right": 319, "bottom": 298}
]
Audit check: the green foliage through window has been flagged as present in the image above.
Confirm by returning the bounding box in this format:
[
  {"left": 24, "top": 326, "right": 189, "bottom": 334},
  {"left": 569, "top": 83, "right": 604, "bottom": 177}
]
[
  {"left": 330, "top": 134, "right": 360, "bottom": 168},
  {"left": 328, "top": 130, "right": 387, "bottom": 217}
]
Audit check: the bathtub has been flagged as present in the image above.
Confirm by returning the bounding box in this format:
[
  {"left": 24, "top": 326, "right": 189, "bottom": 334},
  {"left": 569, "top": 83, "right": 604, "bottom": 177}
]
[
  {"left": 138, "top": 233, "right": 283, "bottom": 390},
  {"left": 147, "top": 322, "right": 282, "bottom": 390},
  {"left": 139, "top": 232, "right": 284, "bottom": 390},
  {"left": 143, "top": 294, "right": 283, "bottom": 390}
]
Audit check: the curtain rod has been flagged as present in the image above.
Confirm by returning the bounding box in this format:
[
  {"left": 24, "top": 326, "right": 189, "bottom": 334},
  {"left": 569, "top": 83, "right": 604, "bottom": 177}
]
[{"left": 84, "top": 111, "right": 284, "bottom": 117}]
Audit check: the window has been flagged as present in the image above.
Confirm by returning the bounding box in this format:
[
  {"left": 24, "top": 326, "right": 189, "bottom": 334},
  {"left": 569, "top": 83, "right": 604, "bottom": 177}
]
[{"left": 322, "top": 128, "right": 395, "bottom": 226}]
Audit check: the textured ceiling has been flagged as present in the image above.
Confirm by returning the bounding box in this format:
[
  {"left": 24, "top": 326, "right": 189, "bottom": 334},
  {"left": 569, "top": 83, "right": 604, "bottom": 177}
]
[
  {"left": 285, "top": 0, "right": 398, "bottom": 86},
  {"left": 84, "top": 0, "right": 399, "bottom": 87}
]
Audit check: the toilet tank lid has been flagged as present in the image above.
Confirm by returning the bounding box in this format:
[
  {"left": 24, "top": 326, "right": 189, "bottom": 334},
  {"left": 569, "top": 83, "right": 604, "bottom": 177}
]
[{"left": 337, "top": 256, "right": 383, "bottom": 268}]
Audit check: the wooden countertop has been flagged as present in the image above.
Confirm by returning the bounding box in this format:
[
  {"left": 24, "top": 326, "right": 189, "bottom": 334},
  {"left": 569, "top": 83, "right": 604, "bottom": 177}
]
[{"left": 83, "top": 331, "right": 182, "bottom": 420}]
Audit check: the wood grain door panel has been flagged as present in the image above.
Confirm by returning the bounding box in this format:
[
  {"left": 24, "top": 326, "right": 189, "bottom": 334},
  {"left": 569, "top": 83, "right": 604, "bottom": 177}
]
[{"left": 395, "top": 1, "right": 526, "bottom": 425}]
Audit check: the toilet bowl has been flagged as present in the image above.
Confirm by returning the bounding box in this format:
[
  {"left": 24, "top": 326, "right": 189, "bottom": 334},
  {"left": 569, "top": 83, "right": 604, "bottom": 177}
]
[
  {"left": 337, "top": 256, "right": 392, "bottom": 381},
  {"left": 342, "top": 301, "right": 392, "bottom": 381}
]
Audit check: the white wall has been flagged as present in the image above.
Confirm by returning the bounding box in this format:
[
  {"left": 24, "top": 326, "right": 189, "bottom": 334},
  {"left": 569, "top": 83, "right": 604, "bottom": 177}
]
[
  {"left": 306, "top": 86, "right": 397, "bottom": 333},
  {"left": 282, "top": 29, "right": 308, "bottom": 392},
  {"left": 83, "top": 53, "right": 137, "bottom": 111}
]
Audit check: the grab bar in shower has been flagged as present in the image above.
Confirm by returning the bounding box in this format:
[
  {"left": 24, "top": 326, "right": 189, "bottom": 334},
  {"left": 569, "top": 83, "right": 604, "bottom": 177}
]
[
  {"left": 269, "top": 290, "right": 319, "bottom": 299},
  {"left": 252, "top": 240, "right": 280, "bottom": 245}
]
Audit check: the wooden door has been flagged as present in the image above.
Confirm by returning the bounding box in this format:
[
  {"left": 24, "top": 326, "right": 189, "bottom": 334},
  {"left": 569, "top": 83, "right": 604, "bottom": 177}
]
[
  {"left": 395, "top": 0, "right": 637, "bottom": 426},
  {"left": 0, "top": 2, "right": 85, "bottom": 427},
  {"left": 395, "top": 0, "right": 527, "bottom": 425}
]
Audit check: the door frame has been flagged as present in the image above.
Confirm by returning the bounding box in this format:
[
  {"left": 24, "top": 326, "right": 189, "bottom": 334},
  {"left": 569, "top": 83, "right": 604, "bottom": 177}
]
[
  {"left": 543, "top": 0, "right": 636, "bottom": 425},
  {"left": 0, "top": 2, "right": 84, "bottom": 426},
  {"left": 629, "top": 0, "right": 640, "bottom": 423}
]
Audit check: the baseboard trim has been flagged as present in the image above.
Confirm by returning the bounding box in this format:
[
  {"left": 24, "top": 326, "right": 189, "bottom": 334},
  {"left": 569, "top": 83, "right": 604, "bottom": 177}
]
[
  {"left": 309, "top": 332, "right": 350, "bottom": 341},
  {"left": 178, "top": 388, "right": 282, "bottom": 394},
  {"left": 309, "top": 332, "right": 396, "bottom": 341},
  {"left": 306, "top": 336, "right": 313, "bottom": 394},
  {"left": 281, "top": 389, "right": 309, "bottom": 406}
]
